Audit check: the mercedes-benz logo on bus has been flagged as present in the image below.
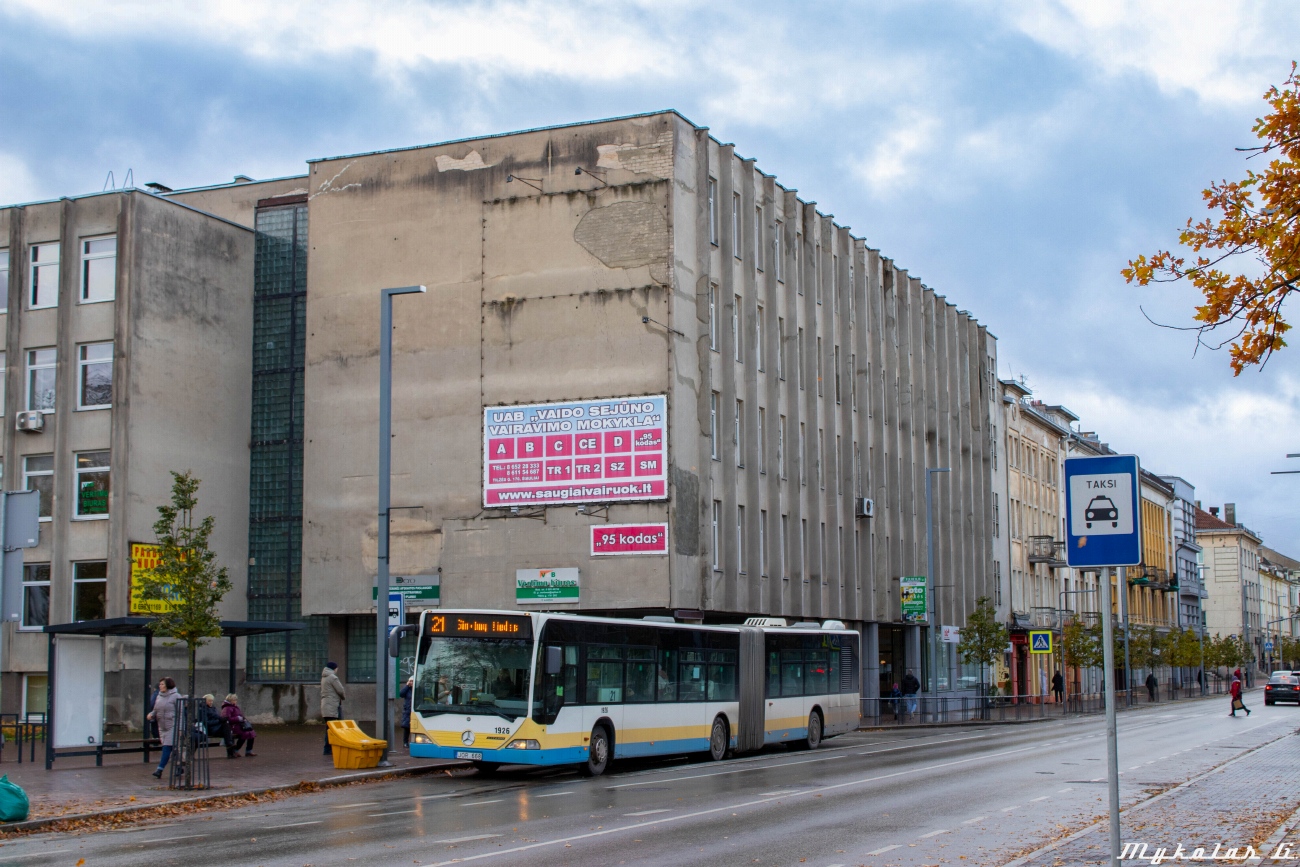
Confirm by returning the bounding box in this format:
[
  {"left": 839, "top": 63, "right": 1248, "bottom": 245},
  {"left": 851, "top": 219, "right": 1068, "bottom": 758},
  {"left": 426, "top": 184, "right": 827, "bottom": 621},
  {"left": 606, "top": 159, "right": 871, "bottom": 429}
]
[{"left": 461, "top": 730, "right": 475, "bottom": 746}]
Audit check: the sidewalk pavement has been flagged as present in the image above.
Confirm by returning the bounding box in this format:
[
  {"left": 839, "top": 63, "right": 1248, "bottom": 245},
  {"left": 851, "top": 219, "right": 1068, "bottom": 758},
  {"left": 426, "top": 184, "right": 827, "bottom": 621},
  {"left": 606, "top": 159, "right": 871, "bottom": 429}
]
[{"left": 0, "top": 726, "right": 461, "bottom": 822}]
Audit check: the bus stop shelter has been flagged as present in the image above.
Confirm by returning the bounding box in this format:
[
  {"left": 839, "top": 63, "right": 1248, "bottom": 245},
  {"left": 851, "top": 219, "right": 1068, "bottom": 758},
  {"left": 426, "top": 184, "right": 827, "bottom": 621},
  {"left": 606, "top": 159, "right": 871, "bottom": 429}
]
[{"left": 42, "top": 617, "right": 304, "bottom": 768}]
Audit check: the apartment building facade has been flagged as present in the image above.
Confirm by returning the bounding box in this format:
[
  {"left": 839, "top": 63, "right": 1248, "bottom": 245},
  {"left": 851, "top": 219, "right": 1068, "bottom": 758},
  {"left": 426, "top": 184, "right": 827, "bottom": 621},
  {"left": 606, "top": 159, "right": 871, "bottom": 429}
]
[
  {"left": 1159, "top": 475, "right": 1204, "bottom": 630},
  {"left": 1198, "top": 504, "right": 1264, "bottom": 676}
]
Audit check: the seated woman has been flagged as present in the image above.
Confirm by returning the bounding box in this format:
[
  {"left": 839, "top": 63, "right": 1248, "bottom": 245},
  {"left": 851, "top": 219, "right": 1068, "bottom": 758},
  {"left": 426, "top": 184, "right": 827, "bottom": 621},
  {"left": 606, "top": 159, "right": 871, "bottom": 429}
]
[
  {"left": 199, "top": 694, "right": 229, "bottom": 748},
  {"left": 220, "top": 693, "right": 257, "bottom": 758}
]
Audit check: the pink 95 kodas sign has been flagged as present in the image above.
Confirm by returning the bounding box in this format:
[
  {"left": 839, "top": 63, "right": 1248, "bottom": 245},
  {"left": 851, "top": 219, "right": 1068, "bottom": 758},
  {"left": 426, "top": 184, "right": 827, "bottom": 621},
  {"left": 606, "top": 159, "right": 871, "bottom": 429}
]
[{"left": 591, "top": 523, "right": 669, "bottom": 556}]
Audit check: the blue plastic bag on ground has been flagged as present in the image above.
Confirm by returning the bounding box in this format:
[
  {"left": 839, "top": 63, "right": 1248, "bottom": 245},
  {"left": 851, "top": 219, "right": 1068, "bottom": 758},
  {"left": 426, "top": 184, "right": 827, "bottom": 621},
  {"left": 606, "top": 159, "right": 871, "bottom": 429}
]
[{"left": 0, "top": 775, "right": 30, "bottom": 822}]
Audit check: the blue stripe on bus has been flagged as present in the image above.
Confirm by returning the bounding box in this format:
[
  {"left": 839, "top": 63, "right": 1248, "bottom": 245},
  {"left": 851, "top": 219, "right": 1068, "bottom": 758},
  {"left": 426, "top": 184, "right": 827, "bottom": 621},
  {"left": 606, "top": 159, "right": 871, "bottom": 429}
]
[
  {"left": 763, "top": 728, "right": 807, "bottom": 744},
  {"left": 614, "top": 737, "right": 710, "bottom": 758},
  {"left": 410, "top": 744, "right": 588, "bottom": 765}
]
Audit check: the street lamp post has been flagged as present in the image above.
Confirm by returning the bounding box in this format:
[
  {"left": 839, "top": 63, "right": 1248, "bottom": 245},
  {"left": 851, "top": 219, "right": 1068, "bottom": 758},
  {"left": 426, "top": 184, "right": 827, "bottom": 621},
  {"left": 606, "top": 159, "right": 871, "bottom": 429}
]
[
  {"left": 925, "top": 467, "right": 950, "bottom": 702},
  {"left": 376, "top": 285, "right": 426, "bottom": 765}
]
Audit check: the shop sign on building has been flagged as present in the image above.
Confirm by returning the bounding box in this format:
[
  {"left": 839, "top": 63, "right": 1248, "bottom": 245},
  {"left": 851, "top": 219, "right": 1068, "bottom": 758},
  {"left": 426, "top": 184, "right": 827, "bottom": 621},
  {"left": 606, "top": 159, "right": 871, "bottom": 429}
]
[
  {"left": 591, "top": 523, "right": 668, "bottom": 556},
  {"left": 128, "top": 542, "right": 176, "bottom": 614},
  {"left": 516, "top": 568, "right": 580, "bottom": 603},
  {"left": 372, "top": 574, "right": 440, "bottom": 604},
  {"left": 484, "top": 396, "right": 667, "bottom": 507},
  {"left": 900, "top": 577, "right": 927, "bottom": 622}
]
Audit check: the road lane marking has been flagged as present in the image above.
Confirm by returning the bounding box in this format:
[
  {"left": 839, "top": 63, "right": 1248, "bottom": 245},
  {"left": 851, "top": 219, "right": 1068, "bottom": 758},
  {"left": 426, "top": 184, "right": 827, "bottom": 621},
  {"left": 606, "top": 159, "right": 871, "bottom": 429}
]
[
  {"left": 463, "top": 799, "right": 503, "bottom": 806},
  {"left": 417, "top": 793, "right": 463, "bottom": 801},
  {"left": 534, "top": 791, "right": 574, "bottom": 798},
  {"left": 855, "top": 734, "right": 988, "bottom": 758},
  {"left": 138, "top": 834, "right": 209, "bottom": 844},
  {"left": 1030, "top": 796, "right": 1049, "bottom": 802},
  {"left": 606, "top": 753, "right": 839, "bottom": 788},
  {"left": 369, "top": 809, "right": 419, "bottom": 816},
  {"left": 866, "top": 845, "right": 901, "bottom": 855},
  {"left": 624, "top": 809, "right": 670, "bottom": 816},
  {"left": 919, "top": 829, "right": 948, "bottom": 838},
  {"left": 331, "top": 801, "right": 379, "bottom": 809},
  {"left": 1057, "top": 788, "right": 1074, "bottom": 793},
  {"left": 418, "top": 741, "right": 1044, "bottom": 866},
  {"left": 759, "top": 791, "right": 801, "bottom": 797},
  {"left": 961, "top": 817, "right": 986, "bottom": 824},
  {"left": 1000, "top": 805, "right": 1020, "bottom": 811},
  {"left": 0, "top": 851, "right": 70, "bottom": 860},
  {"left": 280, "top": 820, "right": 323, "bottom": 827},
  {"left": 435, "top": 834, "right": 503, "bottom": 844}
]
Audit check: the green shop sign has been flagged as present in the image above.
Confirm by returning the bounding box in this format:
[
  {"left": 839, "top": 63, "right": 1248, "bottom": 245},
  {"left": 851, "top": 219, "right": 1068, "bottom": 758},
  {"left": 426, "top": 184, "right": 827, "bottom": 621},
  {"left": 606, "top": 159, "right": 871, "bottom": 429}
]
[
  {"left": 516, "top": 568, "right": 580, "bottom": 603},
  {"left": 372, "top": 574, "right": 440, "bottom": 603},
  {"left": 900, "top": 576, "right": 928, "bottom": 623}
]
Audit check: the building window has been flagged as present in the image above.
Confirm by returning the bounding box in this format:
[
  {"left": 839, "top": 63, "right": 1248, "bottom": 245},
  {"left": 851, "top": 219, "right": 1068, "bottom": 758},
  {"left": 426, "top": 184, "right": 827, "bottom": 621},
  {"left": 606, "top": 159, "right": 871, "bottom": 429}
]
[
  {"left": 733, "top": 294, "right": 742, "bottom": 361},
  {"left": 754, "top": 206, "right": 763, "bottom": 271},
  {"left": 801, "top": 519, "right": 808, "bottom": 576},
  {"left": 712, "top": 500, "right": 722, "bottom": 571},
  {"left": 795, "top": 236, "right": 802, "bottom": 295},
  {"left": 346, "top": 616, "right": 377, "bottom": 683},
  {"left": 78, "top": 342, "right": 113, "bottom": 409},
  {"left": 22, "top": 563, "right": 50, "bottom": 630},
  {"left": 817, "top": 337, "right": 823, "bottom": 396},
  {"left": 73, "top": 561, "right": 107, "bottom": 622},
  {"left": 26, "top": 348, "right": 56, "bottom": 412},
  {"left": 708, "top": 178, "right": 718, "bottom": 246},
  {"left": 818, "top": 429, "right": 824, "bottom": 489},
  {"left": 849, "top": 265, "right": 855, "bottom": 322},
  {"left": 732, "top": 192, "right": 742, "bottom": 259},
  {"left": 834, "top": 345, "right": 841, "bottom": 404},
  {"left": 737, "top": 505, "right": 746, "bottom": 574},
  {"left": 994, "top": 561, "right": 1002, "bottom": 606},
  {"left": 994, "top": 493, "right": 1000, "bottom": 537},
  {"left": 0, "top": 351, "right": 6, "bottom": 415},
  {"left": 756, "top": 305, "right": 764, "bottom": 371},
  {"left": 758, "top": 407, "right": 766, "bottom": 475},
  {"left": 23, "top": 455, "right": 53, "bottom": 521},
  {"left": 75, "top": 451, "right": 110, "bottom": 518},
  {"left": 836, "top": 435, "right": 842, "bottom": 494},
  {"left": 815, "top": 245, "right": 822, "bottom": 304},
  {"left": 799, "top": 423, "right": 806, "bottom": 486},
  {"left": 850, "top": 353, "right": 857, "bottom": 411},
  {"left": 0, "top": 249, "right": 8, "bottom": 314},
  {"left": 710, "top": 391, "right": 719, "bottom": 460},
  {"left": 29, "top": 243, "right": 59, "bottom": 310},
  {"left": 80, "top": 236, "right": 116, "bottom": 303},
  {"left": 774, "top": 220, "right": 783, "bottom": 283},
  {"left": 735, "top": 399, "right": 744, "bottom": 467}
]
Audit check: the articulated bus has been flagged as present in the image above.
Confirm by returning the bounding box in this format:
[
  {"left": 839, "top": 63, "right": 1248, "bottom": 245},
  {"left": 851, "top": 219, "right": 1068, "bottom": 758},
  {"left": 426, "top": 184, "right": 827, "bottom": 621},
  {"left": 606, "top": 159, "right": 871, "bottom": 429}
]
[{"left": 407, "top": 609, "right": 860, "bottom": 776}]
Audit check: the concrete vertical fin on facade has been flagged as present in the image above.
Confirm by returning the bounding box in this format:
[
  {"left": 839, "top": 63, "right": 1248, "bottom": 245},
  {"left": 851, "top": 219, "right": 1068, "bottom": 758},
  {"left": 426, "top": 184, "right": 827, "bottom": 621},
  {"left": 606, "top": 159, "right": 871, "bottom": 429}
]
[
  {"left": 4, "top": 207, "right": 23, "bottom": 497},
  {"left": 49, "top": 198, "right": 75, "bottom": 624},
  {"left": 715, "top": 142, "right": 737, "bottom": 612},
  {"left": 779, "top": 188, "right": 800, "bottom": 616},
  {"left": 739, "top": 157, "right": 760, "bottom": 615},
  {"left": 108, "top": 193, "right": 134, "bottom": 618}
]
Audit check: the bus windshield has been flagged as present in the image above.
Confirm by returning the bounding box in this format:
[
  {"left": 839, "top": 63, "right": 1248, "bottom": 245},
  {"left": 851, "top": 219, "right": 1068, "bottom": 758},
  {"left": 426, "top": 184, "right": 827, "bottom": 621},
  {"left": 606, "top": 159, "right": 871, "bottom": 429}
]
[{"left": 414, "top": 634, "right": 533, "bottom": 721}]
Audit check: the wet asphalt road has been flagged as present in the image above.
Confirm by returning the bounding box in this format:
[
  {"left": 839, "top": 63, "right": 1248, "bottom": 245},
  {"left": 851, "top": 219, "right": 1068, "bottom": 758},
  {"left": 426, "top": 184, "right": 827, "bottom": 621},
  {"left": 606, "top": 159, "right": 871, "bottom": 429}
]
[{"left": 1, "top": 698, "right": 1295, "bottom": 867}]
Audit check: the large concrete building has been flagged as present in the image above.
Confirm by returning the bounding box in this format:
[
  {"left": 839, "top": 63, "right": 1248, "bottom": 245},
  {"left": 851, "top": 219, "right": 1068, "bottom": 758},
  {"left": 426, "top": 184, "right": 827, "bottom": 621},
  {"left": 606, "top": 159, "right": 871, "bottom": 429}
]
[{"left": 2, "top": 112, "right": 1004, "bottom": 724}]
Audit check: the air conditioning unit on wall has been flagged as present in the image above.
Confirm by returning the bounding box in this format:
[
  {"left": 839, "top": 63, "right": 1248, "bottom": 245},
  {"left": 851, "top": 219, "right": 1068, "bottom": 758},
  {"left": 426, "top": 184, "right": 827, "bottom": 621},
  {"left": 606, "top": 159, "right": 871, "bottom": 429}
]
[
  {"left": 15, "top": 411, "right": 45, "bottom": 433},
  {"left": 855, "top": 497, "right": 874, "bottom": 519}
]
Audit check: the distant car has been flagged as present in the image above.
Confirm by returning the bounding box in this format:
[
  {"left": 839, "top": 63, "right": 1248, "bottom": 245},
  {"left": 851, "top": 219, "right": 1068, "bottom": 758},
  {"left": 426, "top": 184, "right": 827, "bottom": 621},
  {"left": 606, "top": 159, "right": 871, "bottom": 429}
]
[
  {"left": 1085, "top": 496, "right": 1119, "bottom": 528},
  {"left": 1264, "top": 673, "right": 1300, "bottom": 706}
]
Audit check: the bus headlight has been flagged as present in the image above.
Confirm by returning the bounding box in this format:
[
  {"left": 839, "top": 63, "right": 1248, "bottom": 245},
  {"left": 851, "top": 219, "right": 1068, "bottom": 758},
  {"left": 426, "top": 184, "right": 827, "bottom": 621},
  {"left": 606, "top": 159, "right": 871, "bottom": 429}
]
[
  {"left": 503, "top": 739, "right": 540, "bottom": 750},
  {"left": 411, "top": 733, "right": 432, "bottom": 744}
]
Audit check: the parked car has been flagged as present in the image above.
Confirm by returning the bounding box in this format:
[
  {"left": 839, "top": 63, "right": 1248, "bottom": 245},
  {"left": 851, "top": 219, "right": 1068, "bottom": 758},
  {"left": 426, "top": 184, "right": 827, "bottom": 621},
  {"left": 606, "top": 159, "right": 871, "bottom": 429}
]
[
  {"left": 1264, "top": 673, "right": 1300, "bottom": 706},
  {"left": 1085, "top": 496, "right": 1119, "bottom": 528}
]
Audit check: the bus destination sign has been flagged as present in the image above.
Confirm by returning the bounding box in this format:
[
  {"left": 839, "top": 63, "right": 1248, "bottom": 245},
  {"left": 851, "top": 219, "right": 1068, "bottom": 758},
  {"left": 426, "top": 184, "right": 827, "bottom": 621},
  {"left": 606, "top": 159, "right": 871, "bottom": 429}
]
[{"left": 426, "top": 613, "right": 533, "bottom": 639}]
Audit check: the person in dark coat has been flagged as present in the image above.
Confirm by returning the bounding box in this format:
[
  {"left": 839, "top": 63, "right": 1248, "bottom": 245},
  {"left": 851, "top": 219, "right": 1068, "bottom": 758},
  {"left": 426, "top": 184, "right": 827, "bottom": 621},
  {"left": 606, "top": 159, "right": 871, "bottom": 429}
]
[
  {"left": 888, "top": 683, "right": 903, "bottom": 720},
  {"left": 399, "top": 677, "right": 414, "bottom": 747},
  {"left": 1145, "top": 672, "right": 1158, "bottom": 701},
  {"left": 198, "top": 695, "right": 229, "bottom": 748},
  {"left": 221, "top": 694, "right": 257, "bottom": 757},
  {"left": 901, "top": 669, "right": 921, "bottom": 714},
  {"left": 1052, "top": 671, "right": 1065, "bottom": 703}
]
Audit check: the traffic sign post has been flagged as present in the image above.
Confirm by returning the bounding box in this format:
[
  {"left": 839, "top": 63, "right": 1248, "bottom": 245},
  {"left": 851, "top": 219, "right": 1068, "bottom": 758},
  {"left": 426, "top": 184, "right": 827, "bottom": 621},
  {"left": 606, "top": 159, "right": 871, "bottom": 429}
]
[
  {"left": 1029, "top": 631, "right": 1053, "bottom": 654},
  {"left": 1066, "top": 454, "right": 1142, "bottom": 867}
]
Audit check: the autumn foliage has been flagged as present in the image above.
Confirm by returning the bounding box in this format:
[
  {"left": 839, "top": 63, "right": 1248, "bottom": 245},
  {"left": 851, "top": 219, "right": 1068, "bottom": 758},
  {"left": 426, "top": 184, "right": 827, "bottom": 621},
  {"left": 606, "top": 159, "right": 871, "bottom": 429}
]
[{"left": 1124, "top": 63, "right": 1300, "bottom": 374}]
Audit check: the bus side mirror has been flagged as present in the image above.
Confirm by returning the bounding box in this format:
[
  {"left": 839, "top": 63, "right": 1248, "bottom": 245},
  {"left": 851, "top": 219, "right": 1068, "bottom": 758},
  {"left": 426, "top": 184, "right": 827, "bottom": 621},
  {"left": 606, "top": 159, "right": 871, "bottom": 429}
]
[
  {"left": 545, "top": 646, "right": 562, "bottom": 676},
  {"left": 389, "top": 624, "right": 416, "bottom": 658}
]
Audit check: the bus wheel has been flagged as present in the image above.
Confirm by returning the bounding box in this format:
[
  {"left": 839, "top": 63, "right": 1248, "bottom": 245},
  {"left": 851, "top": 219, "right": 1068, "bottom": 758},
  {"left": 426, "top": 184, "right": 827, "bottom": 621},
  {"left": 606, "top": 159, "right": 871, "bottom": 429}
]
[
  {"left": 708, "top": 716, "right": 729, "bottom": 762},
  {"left": 803, "top": 711, "right": 823, "bottom": 750},
  {"left": 580, "top": 726, "right": 610, "bottom": 777},
  {"left": 473, "top": 761, "right": 500, "bottom": 774}
]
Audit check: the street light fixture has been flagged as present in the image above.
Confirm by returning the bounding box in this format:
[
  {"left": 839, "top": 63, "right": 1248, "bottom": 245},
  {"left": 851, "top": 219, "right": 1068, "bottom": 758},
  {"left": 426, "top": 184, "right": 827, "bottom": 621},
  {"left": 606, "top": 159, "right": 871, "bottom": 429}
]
[
  {"left": 925, "top": 467, "right": 950, "bottom": 700},
  {"left": 375, "top": 284, "right": 426, "bottom": 765}
]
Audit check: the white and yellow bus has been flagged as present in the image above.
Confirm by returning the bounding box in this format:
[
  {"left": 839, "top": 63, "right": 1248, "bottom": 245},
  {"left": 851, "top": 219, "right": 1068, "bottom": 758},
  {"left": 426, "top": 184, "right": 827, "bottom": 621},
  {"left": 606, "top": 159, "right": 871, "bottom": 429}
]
[{"left": 407, "top": 610, "right": 860, "bottom": 776}]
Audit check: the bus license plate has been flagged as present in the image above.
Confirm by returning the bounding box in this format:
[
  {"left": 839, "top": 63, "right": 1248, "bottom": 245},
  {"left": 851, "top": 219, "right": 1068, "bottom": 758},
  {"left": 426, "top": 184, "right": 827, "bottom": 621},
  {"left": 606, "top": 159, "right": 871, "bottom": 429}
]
[{"left": 456, "top": 750, "right": 483, "bottom": 761}]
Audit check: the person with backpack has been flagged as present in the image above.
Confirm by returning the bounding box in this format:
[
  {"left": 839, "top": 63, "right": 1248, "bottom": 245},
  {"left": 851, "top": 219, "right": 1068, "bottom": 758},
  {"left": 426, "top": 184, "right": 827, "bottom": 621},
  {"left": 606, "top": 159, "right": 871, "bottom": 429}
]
[{"left": 901, "top": 669, "right": 920, "bottom": 714}]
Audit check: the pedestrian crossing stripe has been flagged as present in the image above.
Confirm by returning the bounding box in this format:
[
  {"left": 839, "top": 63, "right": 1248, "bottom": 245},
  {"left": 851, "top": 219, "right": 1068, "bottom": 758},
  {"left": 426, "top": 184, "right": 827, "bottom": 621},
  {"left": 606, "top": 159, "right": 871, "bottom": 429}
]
[{"left": 1029, "top": 631, "right": 1052, "bottom": 653}]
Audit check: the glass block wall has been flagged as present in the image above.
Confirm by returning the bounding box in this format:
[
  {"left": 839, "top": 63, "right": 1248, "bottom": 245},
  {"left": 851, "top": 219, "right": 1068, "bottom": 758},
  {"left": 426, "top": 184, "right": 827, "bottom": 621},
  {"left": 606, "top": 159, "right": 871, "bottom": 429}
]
[{"left": 246, "top": 203, "right": 329, "bottom": 681}]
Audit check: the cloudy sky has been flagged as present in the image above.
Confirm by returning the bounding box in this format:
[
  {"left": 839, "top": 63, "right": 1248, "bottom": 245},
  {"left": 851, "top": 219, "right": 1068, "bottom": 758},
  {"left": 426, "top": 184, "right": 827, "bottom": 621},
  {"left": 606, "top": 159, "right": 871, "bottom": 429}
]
[{"left": 2, "top": 0, "right": 1298, "bottom": 548}]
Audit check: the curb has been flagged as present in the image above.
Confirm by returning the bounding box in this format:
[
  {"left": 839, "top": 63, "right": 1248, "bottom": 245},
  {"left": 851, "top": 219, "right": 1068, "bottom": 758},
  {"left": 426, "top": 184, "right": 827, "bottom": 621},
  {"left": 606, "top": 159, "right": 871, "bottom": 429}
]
[{"left": 0, "top": 759, "right": 471, "bottom": 834}]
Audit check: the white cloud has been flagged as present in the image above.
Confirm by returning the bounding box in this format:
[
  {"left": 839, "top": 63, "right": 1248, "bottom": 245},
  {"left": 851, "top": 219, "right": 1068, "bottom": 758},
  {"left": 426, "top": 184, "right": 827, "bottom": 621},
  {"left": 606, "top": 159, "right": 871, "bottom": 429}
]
[
  {"left": 0, "top": 151, "right": 42, "bottom": 205},
  {"left": 1001, "top": 0, "right": 1299, "bottom": 105}
]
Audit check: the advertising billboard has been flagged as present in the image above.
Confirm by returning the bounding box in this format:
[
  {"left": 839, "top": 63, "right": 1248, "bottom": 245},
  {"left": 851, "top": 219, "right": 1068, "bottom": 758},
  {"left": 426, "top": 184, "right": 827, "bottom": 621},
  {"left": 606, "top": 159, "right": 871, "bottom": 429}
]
[
  {"left": 484, "top": 395, "right": 667, "bottom": 507},
  {"left": 591, "top": 523, "right": 669, "bottom": 556},
  {"left": 128, "top": 542, "right": 176, "bottom": 614},
  {"left": 900, "top": 576, "right": 927, "bottom": 623}
]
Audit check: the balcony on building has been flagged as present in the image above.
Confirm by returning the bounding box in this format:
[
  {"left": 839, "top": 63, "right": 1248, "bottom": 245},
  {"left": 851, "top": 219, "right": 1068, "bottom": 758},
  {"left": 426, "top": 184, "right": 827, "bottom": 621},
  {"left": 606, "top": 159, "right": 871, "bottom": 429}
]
[{"left": 1027, "top": 535, "right": 1068, "bottom": 569}]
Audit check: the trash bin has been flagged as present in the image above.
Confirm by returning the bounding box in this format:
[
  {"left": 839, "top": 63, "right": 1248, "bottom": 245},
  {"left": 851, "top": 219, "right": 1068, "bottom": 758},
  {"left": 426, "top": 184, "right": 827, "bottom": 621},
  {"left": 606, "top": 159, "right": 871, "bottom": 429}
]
[{"left": 327, "top": 720, "right": 387, "bottom": 770}]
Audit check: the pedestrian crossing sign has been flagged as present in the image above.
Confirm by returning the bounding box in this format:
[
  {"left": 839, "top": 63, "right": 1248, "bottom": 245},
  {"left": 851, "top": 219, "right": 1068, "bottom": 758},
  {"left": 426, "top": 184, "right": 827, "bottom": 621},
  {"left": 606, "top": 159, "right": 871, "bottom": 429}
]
[{"left": 1029, "top": 631, "right": 1052, "bottom": 654}]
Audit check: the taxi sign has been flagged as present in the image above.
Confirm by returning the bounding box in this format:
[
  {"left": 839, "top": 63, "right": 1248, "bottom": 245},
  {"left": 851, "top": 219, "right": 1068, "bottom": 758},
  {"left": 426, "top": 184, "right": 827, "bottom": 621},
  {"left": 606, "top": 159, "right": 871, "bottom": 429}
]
[
  {"left": 1064, "top": 455, "right": 1143, "bottom": 568},
  {"left": 1029, "top": 631, "right": 1053, "bottom": 654}
]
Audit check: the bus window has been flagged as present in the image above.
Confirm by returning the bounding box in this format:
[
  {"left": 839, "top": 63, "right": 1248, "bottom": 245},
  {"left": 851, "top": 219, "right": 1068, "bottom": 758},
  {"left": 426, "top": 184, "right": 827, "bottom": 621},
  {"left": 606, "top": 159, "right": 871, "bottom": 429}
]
[
  {"left": 657, "top": 648, "right": 678, "bottom": 701},
  {"left": 586, "top": 645, "right": 624, "bottom": 703},
  {"left": 780, "top": 649, "right": 804, "bottom": 696},
  {"left": 679, "top": 650, "right": 706, "bottom": 701},
  {"left": 625, "top": 647, "right": 655, "bottom": 703},
  {"left": 707, "top": 649, "right": 737, "bottom": 701},
  {"left": 805, "top": 650, "right": 829, "bottom": 694}
]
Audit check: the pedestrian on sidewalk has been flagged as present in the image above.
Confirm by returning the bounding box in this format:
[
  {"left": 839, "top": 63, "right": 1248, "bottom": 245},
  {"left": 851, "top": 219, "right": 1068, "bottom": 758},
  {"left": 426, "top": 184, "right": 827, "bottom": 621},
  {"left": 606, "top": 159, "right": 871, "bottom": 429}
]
[
  {"left": 399, "top": 677, "right": 414, "bottom": 748},
  {"left": 888, "top": 683, "right": 902, "bottom": 720},
  {"left": 146, "top": 678, "right": 179, "bottom": 779},
  {"left": 1052, "top": 670, "right": 1064, "bottom": 703},
  {"left": 1145, "top": 671, "right": 1158, "bottom": 702},
  {"left": 221, "top": 694, "right": 257, "bottom": 757},
  {"left": 1229, "top": 673, "right": 1250, "bottom": 717},
  {"left": 901, "top": 669, "right": 920, "bottom": 714},
  {"left": 321, "top": 661, "right": 346, "bottom": 756}
]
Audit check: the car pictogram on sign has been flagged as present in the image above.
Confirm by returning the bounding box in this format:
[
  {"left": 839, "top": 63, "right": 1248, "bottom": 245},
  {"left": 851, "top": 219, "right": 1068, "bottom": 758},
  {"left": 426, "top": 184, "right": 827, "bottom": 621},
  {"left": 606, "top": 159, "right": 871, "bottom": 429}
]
[{"left": 1085, "top": 495, "right": 1119, "bottom": 529}]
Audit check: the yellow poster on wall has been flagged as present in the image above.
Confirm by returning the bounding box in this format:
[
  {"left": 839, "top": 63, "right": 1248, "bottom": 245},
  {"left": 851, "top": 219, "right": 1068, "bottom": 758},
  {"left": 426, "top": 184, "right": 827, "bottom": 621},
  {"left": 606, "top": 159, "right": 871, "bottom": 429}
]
[{"left": 129, "top": 542, "right": 176, "bottom": 614}]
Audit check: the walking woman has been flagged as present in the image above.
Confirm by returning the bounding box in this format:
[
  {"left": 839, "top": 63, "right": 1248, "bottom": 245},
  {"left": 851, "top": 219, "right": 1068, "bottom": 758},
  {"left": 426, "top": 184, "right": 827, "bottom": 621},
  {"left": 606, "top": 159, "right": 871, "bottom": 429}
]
[
  {"left": 1230, "top": 672, "right": 1251, "bottom": 717},
  {"left": 399, "top": 677, "right": 414, "bottom": 748},
  {"left": 147, "top": 678, "right": 180, "bottom": 778}
]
